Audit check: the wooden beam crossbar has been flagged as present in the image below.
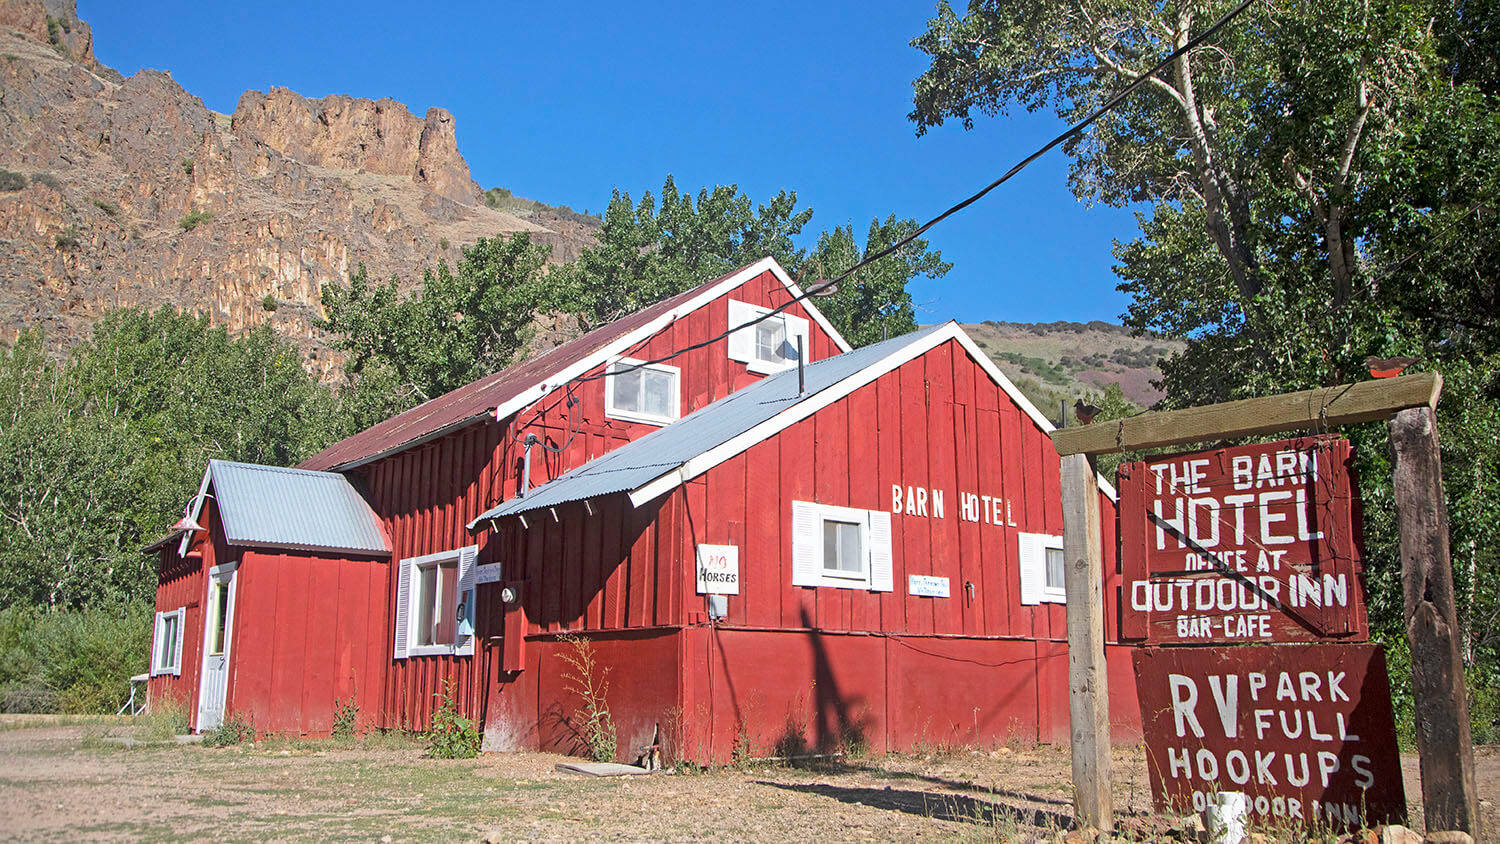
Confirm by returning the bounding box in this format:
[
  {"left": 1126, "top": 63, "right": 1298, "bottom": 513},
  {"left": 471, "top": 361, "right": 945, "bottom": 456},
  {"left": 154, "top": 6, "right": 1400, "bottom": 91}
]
[{"left": 1049, "top": 372, "right": 1441, "bottom": 456}]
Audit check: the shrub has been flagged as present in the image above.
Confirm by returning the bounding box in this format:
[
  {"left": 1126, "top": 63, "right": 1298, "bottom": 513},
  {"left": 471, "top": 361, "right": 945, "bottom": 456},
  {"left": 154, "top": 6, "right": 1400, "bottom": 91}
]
[
  {"left": 439, "top": 237, "right": 450, "bottom": 250},
  {"left": 180, "top": 158, "right": 194, "bottom": 176},
  {"left": 331, "top": 697, "right": 358, "bottom": 738},
  {"left": 92, "top": 198, "right": 120, "bottom": 217},
  {"left": 558, "top": 634, "right": 616, "bottom": 762},
  {"left": 202, "top": 712, "right": 255, "bottom": 747},
  {"left": 29, "top": 172, "right": 60, "bottom": 191},
  {"left": 0, "top": 170, "right": 24, "bottom": 191},
  {"left": 53, "top": 225, "right": 79, "bottom": 251},
  {"left": 179, "top": 209, "right": 213, "bottom": 231},
  {"left": 261, "top": 293, "right": 277, "bottom": 312},
  {"left": 0, "top": 603, "right": 151, "bottom": 714},
  {"left": 425, "top": 681, "right": 480, "bottom": 759}
]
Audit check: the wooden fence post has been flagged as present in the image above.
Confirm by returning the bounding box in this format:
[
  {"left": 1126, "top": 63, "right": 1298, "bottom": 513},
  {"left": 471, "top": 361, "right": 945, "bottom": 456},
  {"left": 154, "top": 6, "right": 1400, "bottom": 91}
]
[
  {"left": 1060, "top": 454, "right": 1112, "bottom": 830},
  {"left": 1389, "top": 406, "right": 1479, "bottom": 834}
]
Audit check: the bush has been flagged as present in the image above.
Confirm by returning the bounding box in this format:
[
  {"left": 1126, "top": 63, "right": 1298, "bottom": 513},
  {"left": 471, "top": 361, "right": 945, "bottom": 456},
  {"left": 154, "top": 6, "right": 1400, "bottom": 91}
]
[
  {"left": 558, "top": 634, "right": 616, "bottom": 762},
  {"left": 92, "top": 198, "right": 120, "bottom": 217},
  {"left": 179, "top": 209, "right": 213, "bottom": 231},
  {"left": 202, "top": 712, "right": 255, "bottom": 746},
  {"left": 331, "top": 697, "right": 358, "bottom": 738},
  {"left": 261, "top": 293, "right": 277, "bottom": 312},
  {"left": 0, "top": 603, "right": 151, "bottom": 714},
  {"left": 425, "top": 681, "right": 480, "bottom": 759},
  {"left": 53, "top": 225, "right": 79, "bottom": 251},
  {"left": 0, "top": 170, "right": 24, "bottom": 192},
  {"left": 30, "top": 172, "right": 60, "bottom": 191},
  {"left": 180, "top": 158, "right": 194, "bottom": 176}
]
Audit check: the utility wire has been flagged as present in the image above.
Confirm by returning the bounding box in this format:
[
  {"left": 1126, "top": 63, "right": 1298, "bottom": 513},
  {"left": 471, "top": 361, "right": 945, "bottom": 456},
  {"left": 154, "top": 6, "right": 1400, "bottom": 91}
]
[{"left": 559, "top": 0, "right": 1260, "bottom": 388}]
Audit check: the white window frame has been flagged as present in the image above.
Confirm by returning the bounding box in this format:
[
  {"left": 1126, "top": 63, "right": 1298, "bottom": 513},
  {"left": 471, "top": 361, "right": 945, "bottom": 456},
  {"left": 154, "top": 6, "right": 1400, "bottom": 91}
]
[
  {"left": 603, "top": 357, "right": 681, "bottom": 426},
  {"left": 1018, "top": 532, "right": 1067, "bottom": 605},
  {"left": 151, "top": 607, "right": 186, "bottom": 677},
  {"left": 394, "top": 545, "right": 478, "bottom": 659},
  {"left": 791, "top": 501, "right": 894, "bottom": 591},
  {"left": 727, "top": 299, "right": 810, "bottom": 374}
]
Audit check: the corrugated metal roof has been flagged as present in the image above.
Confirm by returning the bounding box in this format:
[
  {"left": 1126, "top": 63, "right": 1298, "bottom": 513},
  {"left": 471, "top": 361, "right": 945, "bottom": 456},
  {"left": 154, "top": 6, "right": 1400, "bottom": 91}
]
[
  {"left": 469, "top": 325, "right": 949, "bottom": 525},
  {"left": 208, "top": 460, "right": 390, "bottom": 555},
  {"left": 297, "top": 258, "right": 826, "bottom": 473}
]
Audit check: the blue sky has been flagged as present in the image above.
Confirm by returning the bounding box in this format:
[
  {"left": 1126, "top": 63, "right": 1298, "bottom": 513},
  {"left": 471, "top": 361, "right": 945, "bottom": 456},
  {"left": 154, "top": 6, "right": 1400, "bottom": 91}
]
[{"left": 82, "top": 0, "right": 1141, "bottom": 325}]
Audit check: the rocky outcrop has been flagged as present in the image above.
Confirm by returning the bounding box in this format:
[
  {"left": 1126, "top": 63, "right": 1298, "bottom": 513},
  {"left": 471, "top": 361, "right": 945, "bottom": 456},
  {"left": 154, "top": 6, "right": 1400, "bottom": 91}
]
[
  {"left": 232, "top": 89, "right": 482, "bottom": 205},
  {"left": 0, "top": 1, "right": 598, "bottom": 375}
]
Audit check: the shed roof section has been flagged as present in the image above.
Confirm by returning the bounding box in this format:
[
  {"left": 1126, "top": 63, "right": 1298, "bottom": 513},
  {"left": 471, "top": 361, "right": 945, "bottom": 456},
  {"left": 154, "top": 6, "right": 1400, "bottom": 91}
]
[
  {"left": 205, "top": 460, "right": 390, "bottom": 555},
  {"left": 298, "top": 257, "right": 848, "bottom": 473},
  {"left": 469, "top": 325, "right": 952, "bottom": 525}
]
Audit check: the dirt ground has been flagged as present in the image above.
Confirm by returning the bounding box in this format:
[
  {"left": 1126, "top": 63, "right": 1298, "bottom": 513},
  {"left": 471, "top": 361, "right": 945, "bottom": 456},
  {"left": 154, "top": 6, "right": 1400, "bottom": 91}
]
[{"left": 0, "top": 718, "right": 1494, "bottom": 842}]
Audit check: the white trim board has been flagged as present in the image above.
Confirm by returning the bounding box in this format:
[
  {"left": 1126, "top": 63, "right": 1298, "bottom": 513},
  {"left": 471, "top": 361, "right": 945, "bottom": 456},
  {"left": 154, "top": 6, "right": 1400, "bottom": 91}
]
[{"left": 628, "top": 322, "right": 1118, "bottom": 507}]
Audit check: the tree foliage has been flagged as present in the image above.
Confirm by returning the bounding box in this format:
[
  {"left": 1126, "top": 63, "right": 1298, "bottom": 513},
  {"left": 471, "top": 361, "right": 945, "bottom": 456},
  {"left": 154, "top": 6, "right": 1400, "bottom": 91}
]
[
  {"left": 0, "top": 310, "right": 333, "bottom": 608},
  {"left": 316, "top": 233, "right": 554, "bottom": 418},
  {"left": 911, "top": 0, "right": 1500, "bottom": 735},
  {"left": 804, "top": 216, "right": 952, "bottom": 347}
]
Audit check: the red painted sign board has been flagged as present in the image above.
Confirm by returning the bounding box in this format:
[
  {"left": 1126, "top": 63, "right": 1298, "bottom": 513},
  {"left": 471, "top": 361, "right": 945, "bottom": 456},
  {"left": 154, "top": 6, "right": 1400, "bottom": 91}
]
[
  {"left": 1134, "top": 643, "right": 1406, "bottom": 831},
  {"left": 1118, "top": 437, "right": 1367, "bottom": 644}
]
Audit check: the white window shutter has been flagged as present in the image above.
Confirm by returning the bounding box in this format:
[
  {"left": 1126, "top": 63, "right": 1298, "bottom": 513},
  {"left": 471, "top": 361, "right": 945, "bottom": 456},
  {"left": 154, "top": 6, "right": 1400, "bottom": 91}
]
[
  {"left": 393, "top": 558, "right": 412, "bottom": 659},
  {"left": 150, "top": 613, "right": 163, "bottom": 677},
  {"left": 171, "top": 610, "right": 184, "bottom": 676},
  {"left": 867, "top": 511, "right": 893, "bottom": 592},
  {"left": 786, "top": 313, "right": 811, "bottom": 363},
  {"left": 454, "top": 545, "right": 478, "bottom": 656},
  {"left": 1017, "top": 533, "right": 1043, "bottom": 605},
  {"left": 791, "top": 501, "right": 821, "bottom": 587},
  {"left": 727, "top": 299, "right": 755, "bottom": 363}
]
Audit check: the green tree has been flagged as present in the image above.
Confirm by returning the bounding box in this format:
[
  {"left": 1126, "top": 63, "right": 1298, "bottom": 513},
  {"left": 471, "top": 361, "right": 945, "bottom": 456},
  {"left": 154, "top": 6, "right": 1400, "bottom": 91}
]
[
  {"left": 0, "top": 310, "right": 334, "bottom": 608},
  {"left": 317, "top": 234, "right": 554, "bottom": 417},
  {"left": 804, "top": 215, "right": 952, "bottom": 347},
  {"left": 556, "top": 175, "right": 813, "bottom": 328},
  {"left": 909, "top": 0, "right": 1500, "bottom": 735}
]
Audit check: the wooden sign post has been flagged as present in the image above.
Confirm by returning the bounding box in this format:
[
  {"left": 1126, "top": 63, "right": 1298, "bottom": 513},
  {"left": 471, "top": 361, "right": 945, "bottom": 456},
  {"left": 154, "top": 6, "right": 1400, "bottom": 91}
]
[{"left": 1049, "top": 372, "right": 1477, "bottom": 836}]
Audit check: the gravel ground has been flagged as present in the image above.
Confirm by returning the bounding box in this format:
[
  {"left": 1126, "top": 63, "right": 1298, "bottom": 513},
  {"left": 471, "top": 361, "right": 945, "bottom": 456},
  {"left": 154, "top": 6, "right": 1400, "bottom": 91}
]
[{"left": 0, "top": 719, "right": 1493, "bottom": 842}]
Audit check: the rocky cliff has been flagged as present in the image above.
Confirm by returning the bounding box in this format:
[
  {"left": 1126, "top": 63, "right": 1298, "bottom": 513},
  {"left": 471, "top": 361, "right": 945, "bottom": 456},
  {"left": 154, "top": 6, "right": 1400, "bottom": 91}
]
[{"left": 0, "top": 0, "right": 597, "bottom": 375}]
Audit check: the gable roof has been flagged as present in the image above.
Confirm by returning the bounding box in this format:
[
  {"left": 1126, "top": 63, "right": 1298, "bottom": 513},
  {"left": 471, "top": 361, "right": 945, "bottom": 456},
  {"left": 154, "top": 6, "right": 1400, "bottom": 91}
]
[
  {"left": 299, "top": 257, "right": 850, "bottom": 473},
  {"left": 146, "top": 460, "right": 391, "bottom": 556},
  {"left": 468, "top": 323, "right": 1116, "bottom": 529}
]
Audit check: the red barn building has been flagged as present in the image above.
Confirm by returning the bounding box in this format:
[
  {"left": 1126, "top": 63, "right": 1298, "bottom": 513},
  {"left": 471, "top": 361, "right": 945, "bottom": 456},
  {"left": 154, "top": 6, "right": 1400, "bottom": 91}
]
[
  {"left": 146, "top": 258, "right": 850, "bottom": 734},
  {"left": 467, "top": 322, "right": 1139, "bottom": 762},
  {"left": 144, "top": 257, "right": 1141, "bottom": 756}
]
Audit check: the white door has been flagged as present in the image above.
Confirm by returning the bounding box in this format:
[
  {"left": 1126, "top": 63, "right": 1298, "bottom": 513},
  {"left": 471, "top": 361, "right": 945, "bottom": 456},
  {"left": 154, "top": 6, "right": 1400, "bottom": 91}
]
[{"left": 195, "top": 563, "right": 238, "bottom": 732}]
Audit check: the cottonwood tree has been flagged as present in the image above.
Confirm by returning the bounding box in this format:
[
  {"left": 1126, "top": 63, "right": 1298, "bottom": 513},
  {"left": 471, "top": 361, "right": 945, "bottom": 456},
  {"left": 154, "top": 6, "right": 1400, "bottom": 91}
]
[{"left": 910, "top": 0, "right": 1500, "bottom": 736}]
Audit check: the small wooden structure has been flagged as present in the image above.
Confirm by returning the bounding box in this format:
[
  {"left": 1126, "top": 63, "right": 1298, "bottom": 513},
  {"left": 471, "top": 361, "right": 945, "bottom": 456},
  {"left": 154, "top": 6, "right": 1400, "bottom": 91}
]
[{"left": 1049, "top": 372, "right": 1479, "bottom": 835}]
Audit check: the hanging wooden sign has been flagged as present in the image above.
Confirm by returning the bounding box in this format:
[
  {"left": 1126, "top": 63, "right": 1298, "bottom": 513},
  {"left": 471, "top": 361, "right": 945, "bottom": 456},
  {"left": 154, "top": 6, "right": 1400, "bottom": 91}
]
[
  {"left": 1118, "top": 436, "right": 1367, "bottom": 644},
  {"left": 1133, "top": 643, "right": 1406, "bottom": 831}
]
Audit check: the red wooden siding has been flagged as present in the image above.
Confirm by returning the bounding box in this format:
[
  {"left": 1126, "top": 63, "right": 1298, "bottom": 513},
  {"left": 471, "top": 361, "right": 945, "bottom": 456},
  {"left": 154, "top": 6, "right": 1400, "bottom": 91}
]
[
  {"left": 346, "top": 269, "right": 843, "bottom": 730},
  {"left": 494, "top": 335, "right": 1139, "bottom": 760},
  {"left": 224, "top": 550, "right": 389, "bottom": 736}
]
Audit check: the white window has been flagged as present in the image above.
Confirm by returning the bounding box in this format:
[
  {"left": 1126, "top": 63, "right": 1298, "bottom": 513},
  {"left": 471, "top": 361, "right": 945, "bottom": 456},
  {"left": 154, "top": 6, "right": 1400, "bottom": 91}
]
[
  {"left": 604, "top": 358, "right": 680, "bottom": 426},
  {"left": 727, "top": 299, "right": 810, "bottom": 374},
  {"left": 151, "top": 608, "right": 186, "bottom": 676},
  {"left": 1018, "top": 532, "right": 1067, "bottom": 604},
  {"left": 791, "top": 501, "right": 894, "bottom": 591},
  {"left": 394, "top": 545, "right": 478, "bottom": 658}
]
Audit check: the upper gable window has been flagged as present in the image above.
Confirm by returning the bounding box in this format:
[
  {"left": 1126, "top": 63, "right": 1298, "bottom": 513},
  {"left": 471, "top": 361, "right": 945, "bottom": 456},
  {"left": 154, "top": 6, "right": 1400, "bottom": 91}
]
[
  {"left": 605, "top": 358, "right": 680, "bottom": 426},
  {"left": 727, "top": 299, "right": 810, "bottom": 374}
]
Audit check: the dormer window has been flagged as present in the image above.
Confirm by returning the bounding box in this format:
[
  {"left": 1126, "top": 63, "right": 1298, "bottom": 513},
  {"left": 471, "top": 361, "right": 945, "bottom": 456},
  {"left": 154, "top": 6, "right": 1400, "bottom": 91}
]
[
  {"left": 728, "top": 299, "right": 810, "bottom": 374},
  {"left": 605, "top": 358, "right": 681, "bottom": 426}
]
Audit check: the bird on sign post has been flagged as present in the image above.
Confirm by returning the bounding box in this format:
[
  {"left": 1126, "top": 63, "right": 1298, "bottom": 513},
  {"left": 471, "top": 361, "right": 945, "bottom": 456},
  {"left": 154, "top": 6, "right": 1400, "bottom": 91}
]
[
  {"left": 1074, "top": 399, "right": 1101, "bottom": 425},
  {"left": 1366, "top": 355, "right": 1418, "bottom": 378}
]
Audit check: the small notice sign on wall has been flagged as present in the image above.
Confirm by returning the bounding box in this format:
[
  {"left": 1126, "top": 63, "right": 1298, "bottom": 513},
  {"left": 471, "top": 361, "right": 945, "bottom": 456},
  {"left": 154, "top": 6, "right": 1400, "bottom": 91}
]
[
  {"left": 695, "top": 544, "right": 739, "bottom": 595},
  {"left": 908, "top": 575, "right": 950, "bottom": 598},
  {"left": 472, "top": 564, "right": 503, "bottom": 585}
]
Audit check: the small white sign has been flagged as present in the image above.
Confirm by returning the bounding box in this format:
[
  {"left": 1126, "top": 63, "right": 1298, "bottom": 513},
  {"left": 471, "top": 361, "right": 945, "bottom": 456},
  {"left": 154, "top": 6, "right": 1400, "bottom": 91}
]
[
  {"left": 908, "top": 575, "right": 950, "bottom": 598},
  {"left": 473, "top": 564, "right": 503, "bottom": 585},
  {"left": 696, "top": 544, "right": 739, "bottom": 595}
]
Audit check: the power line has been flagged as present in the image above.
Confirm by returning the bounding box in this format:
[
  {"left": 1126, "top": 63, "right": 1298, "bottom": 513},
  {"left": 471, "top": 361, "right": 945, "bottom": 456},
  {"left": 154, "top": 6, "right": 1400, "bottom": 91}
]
[{"left": 559, "top": 0, "right": 1260, "bottom": 388}]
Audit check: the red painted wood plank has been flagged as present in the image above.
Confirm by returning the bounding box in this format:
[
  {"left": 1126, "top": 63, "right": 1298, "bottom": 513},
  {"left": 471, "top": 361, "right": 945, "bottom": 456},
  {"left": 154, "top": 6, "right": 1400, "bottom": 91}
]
[{"left": 743, "top": 439, "right": 781, "bottom": 629}]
